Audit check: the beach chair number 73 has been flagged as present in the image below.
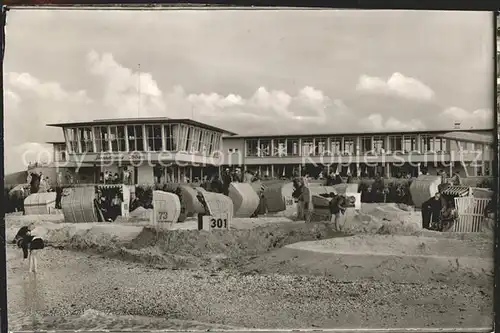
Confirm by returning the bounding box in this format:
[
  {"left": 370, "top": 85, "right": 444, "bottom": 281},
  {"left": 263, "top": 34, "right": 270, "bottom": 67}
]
[{"left": 157, "top": 212, "right": 169, "bottom": 222}]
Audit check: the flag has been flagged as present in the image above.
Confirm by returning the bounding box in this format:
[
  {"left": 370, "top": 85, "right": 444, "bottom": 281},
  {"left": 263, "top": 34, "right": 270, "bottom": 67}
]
[{"left": 335, "top": 163, "right": 341, "bottom": 174}]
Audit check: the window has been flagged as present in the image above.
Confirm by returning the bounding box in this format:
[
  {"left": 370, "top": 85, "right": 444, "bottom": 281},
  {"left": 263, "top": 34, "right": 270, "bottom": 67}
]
[
  {"left": 78, "top": 127, "right": 93, "bottom": 153},
  {"left": 343, "top": 137, "right": 355, "bottom": 155},
  {"left": 286, "top": 139, "right": 299, "bottom": 156},
  {"left": 109, "top": 126, "right": 118, "bottom": 152},
  {"left": 208, "top": 132, "right": 217, "bottom": 155},
  {"left": 198, "top": 130, "right": 206, "bottom": 153},
  {"left": 360, "top": 136, "right": 372, "bottom": 153},
  {"left": 117, "top": 126, "right": 126, "bottom": 151},
  {"left": 127, "top": 125, "right": 144, "bottom": 151},
  {"left": 373, "top": 136, "right": 385, "bottom": 153},
  {"left": 433, "top": 138, "right": 446, "bottom": 152},
  {"left": 389, "top": 135, "right": 402, "bottom": 152},
  {"left": 214, "top": 133, "right": 222, "bottom": 151},
  {"left": 190, "top": 128, "right": 201, "bottom": 153},
  {"left": 246, "top": 139, "right": 258, "bottom": 156},
  {"left": 164, "top": 124, "right": 176, "bottom": 151},
  {"left": 330, "top": 138, "right": 341, "bottom": 155},
  {"left": 127, "top": 125, "right": 135, "bottom": 151},
  {"left": 94, "top": 126, "right": 109, "bottom": 152},
  {"left": 176, "top": 125, "right": 189, "bottom": 152},
  {"left": 402, "top": 135, "right": 417, "bottom": 153},
  {"left": 274, "top": 138, "right": 286, "bottom": 156},
  {"left": 420, "top": 135, "right": 432, "bottom": 152},
  {"left": 201, "top": 130, "right": 212, "bottom": 155},
  {"left": 146, "top": 125, "right": 162, "bottom": 151},
  {"left": 315, "top": 138, "right": 327, "bottom": 156},
  {"left": 259, "top": 139, "right": 271, "bottom": 157},
  {"left": 66, "top": 128, "right": 79, "bottom": 153},
  {"left": 301, "top": 138, "right": 314, "bottom": 156},
  {"left": 185, "top": 127, "right": 193, "bottom": 151}
]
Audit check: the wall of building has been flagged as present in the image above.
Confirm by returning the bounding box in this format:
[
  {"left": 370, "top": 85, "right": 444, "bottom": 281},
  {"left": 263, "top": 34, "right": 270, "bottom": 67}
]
[
  {"left": 137, "top": 164, "right": 154, "bottom": 184},
  {"left": 221, "top": 137, "right": 245, "bottom": 166}
]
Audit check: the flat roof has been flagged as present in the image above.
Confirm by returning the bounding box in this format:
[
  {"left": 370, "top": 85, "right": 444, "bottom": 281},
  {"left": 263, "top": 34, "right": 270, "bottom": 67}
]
[
  {"left": 224, "top": 128, "right": 493, "bottom": 139},
  {"left": 437, "top": 131, "right": 494, "bottom": 145},
  {"left": 46, "top": 117, "right": 238, "bottom": 136}
]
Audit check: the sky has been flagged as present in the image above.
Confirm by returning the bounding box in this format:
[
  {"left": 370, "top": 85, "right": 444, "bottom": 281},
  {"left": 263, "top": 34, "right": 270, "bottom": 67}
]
[{"left": 3, "top": 9, "right": 496, "bottom": 173}]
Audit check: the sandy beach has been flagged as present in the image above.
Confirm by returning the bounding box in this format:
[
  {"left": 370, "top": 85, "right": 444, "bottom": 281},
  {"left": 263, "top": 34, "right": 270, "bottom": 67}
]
[{"left": 6, "top": 206, "right": 494, "bottom": 331}]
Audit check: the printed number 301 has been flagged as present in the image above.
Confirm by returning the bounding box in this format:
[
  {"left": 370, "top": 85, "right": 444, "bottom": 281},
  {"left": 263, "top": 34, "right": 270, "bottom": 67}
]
[{"left": 210, "top": 218, "right": 228, "bottom": 229}]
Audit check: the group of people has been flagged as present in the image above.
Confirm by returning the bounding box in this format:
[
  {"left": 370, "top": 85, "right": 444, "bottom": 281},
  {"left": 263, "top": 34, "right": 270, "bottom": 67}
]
[
  {"left": 421, "top": 192, "right": 457, "bottom": 232},
  {"left": 100, "top": 169, "right": 132, "bottom": 185},
  {"left": 95, "top": 188, "right": 124, "bottom": 222}
]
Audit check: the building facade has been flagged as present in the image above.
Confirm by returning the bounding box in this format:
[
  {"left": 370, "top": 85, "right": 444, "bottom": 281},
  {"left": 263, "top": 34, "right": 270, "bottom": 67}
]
[
  {"left": 47, "top": 117, "right": 493, "bottom": 183},
  {"left": 47, "top": 117, "right": 234, "bottom": 184},
  {"left": 221, "top": 129, "right": 493, "bottom": 178}
]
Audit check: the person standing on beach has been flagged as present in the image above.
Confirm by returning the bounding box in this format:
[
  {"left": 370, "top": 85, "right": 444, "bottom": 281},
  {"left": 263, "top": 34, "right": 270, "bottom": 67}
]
[
  {"left": 222, "top": 168, "right": 233, "bottom": 196},
  {"left": 421, "top": 192, "right": 442, "bottom": 230}
]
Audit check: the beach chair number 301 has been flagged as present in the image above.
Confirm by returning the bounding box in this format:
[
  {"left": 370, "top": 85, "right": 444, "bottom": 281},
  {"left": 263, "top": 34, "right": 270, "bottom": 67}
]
[{"left": 210, "top": 218, "right": 228, "bottom": 229}]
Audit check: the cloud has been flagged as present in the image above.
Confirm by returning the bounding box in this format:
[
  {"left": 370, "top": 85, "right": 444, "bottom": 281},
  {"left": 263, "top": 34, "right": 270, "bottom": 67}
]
[
  {"left": 356, "top": 72, "right": 435, "bottom": 101},
  {"left": 4, "top": 89, "right": 21, "bottom": 109},
  {"left": 440, "top": 107, "right": 493, "bottom": 129},
  {"left": 87, "top": 50, "right": 166, "bottom": 118},
  {"left": 4, "top": 142, "right": 53, "bottom": 174},
  {"left": 6, "top": 72, "right": 91, "bottom": 103},
  {"left": 359, "top": 114, "right": 426, "bottom": 132},
  {"left": 3, "top": 50, "right": 490, "bottom": 173}
]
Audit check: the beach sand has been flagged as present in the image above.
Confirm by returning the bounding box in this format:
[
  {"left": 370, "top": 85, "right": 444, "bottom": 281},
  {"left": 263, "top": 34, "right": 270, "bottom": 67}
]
[{"left": 6, "top": 205, "right": 494, "bottom": 331}]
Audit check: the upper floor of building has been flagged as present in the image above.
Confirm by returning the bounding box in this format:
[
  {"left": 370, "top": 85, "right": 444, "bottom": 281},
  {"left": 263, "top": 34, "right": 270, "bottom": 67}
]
[
  {"left": 47, "top": 117, "right": 236, "bottom": 158},
  {"left": 221, "top": 128, "right": 494, "bottom": 164},
  {"left": 47, "top": 117, "right": 494, "bottom": 165}
]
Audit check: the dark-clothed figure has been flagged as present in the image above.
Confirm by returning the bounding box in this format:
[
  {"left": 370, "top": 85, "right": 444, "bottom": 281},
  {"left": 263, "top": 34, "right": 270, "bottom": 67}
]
[
  {"left": 129, "top": 192, "right": 141, "bottom": 212},
  {"left": 333, "top": 174, "right": 342, "bottom": 185},
  {"left": 325, "top": 172, "right": 334, "bottom": 186},
  {"left": 222, "top": 169, "right": 233, "bottom": 196},
  {"left": 361, "top": 186, "right": 373, "bottom": 203},
  {"left": 440, "top": 200, "right": 456, "bottom": 231},
  {"left": 233, "top": 168, "right": 243, "bottom": 183},
  {"left": 450, "top": 172, "right": 461, "bottom": 186},
  {"left": 210, "top": 175, "right": 224, "bottom": 194},
  {"left": 30, "top": 172, "right": 41, "bottom": 194},
  {"left": 329, "top": 194, "right": 347, "bottom": 231},
  {"left": 109, "top": 194, "right": 122, "bottom": 220},
  {"left": 372, "top": 173, "right": 385, "bottom": 203},
  {"left": 439, "top": 170, "right": 447, "bottom": 185},
  {"left": 422, "top": 193, "right": 442, "bottom": 230},
  {"left": 13, "top": 224, "right": 45, "bottom": 262},
  {"left": 292, "top": 173, "right": 305, "bottom": 199},
  {"left": 55, "top": 186, "right": 63, "bottom": 209}
]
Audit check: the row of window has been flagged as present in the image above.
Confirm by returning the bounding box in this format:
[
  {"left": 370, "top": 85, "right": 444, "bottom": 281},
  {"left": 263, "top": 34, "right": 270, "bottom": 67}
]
[
  {"left": 244, "top": 135, "right": 459, "bottom": 157},
  {"left": 65, "top": 124, "right": 222, "bottom": 155}
]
